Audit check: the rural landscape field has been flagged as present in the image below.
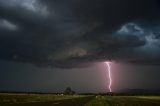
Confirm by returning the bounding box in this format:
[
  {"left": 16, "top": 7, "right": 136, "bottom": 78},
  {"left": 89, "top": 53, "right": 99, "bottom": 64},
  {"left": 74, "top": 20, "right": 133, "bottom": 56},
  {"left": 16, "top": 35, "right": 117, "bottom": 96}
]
[
  {"left": 1, "top": 0, "right": 160, "bottom": 106},
  {"left": 0, "top": 93, "right": 160, "bottom": 106}
]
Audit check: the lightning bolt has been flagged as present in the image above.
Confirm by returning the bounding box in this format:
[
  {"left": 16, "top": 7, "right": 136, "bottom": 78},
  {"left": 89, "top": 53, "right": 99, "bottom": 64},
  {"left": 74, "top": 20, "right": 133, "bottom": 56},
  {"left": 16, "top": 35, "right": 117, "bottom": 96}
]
[{"left": 105, "top": 62, "right": 112, "bottom": 92}]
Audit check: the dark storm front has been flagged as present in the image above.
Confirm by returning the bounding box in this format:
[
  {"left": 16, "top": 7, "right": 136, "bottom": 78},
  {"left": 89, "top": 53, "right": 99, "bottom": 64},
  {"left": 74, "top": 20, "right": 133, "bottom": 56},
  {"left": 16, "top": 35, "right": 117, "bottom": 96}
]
[{"left": 0, "top": 1, "right": 160, "bottom": 106}]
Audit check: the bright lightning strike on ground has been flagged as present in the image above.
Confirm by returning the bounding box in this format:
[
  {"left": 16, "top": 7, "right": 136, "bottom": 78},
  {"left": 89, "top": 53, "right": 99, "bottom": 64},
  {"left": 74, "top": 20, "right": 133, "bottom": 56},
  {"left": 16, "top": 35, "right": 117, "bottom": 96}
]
[{"left": 105, "top": 62, "right": 112, "bottom": 92}]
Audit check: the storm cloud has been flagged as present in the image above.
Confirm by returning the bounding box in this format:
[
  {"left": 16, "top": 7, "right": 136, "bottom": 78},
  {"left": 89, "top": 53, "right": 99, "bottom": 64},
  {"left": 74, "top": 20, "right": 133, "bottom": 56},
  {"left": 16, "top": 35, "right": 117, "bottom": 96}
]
[{"left": 0, "top": 0, "right": 160, "bottom": 68}]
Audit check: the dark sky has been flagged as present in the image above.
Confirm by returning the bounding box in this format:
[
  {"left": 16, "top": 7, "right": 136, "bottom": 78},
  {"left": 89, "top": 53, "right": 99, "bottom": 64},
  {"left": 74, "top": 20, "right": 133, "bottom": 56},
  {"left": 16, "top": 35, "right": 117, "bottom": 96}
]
[{"left": 0, "top": 0, "right": 160, "bottom": 92}]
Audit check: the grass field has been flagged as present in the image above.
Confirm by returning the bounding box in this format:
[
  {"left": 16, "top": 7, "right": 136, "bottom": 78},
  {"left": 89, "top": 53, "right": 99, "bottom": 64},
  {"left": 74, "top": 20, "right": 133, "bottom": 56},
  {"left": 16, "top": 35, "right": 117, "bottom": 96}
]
[
  {"left": 0, "top": 93, "right": 160, "bottom": 106},
  {"left": 84, "top": 96, "right": 160, "bottom": 106},
  {"left": 0, "top": 93, "right": 94, "bottom": 106}
]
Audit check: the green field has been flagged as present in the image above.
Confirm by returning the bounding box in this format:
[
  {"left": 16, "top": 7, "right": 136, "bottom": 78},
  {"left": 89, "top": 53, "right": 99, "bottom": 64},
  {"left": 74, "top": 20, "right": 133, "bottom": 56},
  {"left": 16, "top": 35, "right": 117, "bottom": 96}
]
[
  {"left": 0, "top": 93, "right": 94, "bottom": 106},
  {"left": 84, "top": 96, "right": 160, "bottom": 106},
  {"left": 0, "top": 93, "right": 160, "bottom": 106}
]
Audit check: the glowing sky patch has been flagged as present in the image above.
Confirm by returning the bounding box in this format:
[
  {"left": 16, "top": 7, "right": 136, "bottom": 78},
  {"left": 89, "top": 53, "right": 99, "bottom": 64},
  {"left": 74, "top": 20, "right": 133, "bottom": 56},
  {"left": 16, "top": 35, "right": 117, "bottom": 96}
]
[
  {"left": 0, "top": 19, "right": 18, "bottom": 31},
  {"left": 117, "top": 22, "right": 144, "bottom": 36},
  {"left": 0, "top": 0, "right": 49, "bottom": 17}
]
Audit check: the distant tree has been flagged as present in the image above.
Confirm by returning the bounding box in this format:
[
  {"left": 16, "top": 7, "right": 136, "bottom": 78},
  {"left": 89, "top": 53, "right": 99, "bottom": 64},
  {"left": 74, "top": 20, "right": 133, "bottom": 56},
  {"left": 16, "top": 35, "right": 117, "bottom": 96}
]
[{"left": 64, "top": 87, "right": 75, "bottom": 95}]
